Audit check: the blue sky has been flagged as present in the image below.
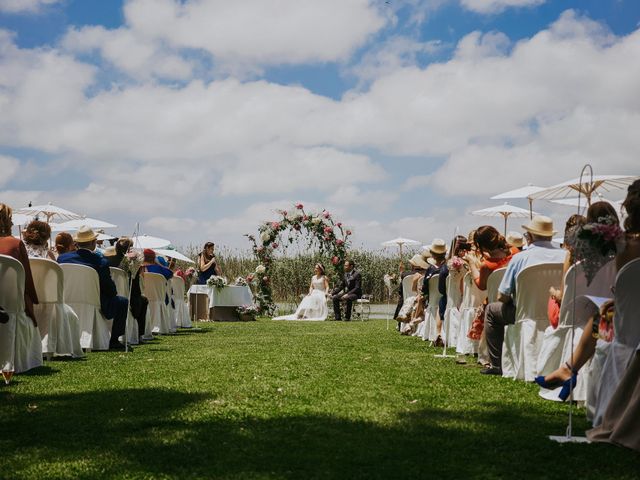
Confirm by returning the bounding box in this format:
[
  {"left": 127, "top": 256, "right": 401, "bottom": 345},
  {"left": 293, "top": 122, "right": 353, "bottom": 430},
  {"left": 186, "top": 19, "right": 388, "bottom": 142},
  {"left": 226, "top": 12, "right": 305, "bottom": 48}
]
[{"left": 1, "top": 0, "right": 639, "bottom": 251}]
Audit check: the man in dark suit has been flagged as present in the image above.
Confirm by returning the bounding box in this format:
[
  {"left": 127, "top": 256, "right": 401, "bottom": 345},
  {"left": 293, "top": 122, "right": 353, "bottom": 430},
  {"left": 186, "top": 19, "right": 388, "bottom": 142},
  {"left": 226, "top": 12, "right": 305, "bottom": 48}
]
[
  {"left": 331, "top": 259, "right": 362, "bottom": 321},
  {"left": 58, "top": 226, "right": 129, "bottom": 351}
]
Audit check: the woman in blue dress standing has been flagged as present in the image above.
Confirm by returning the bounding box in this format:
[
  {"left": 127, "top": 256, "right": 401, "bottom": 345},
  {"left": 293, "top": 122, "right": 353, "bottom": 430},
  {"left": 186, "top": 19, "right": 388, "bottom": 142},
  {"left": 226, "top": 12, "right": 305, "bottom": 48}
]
[{"left": 197, "top": 242, "right": 222, "bottom": 285}]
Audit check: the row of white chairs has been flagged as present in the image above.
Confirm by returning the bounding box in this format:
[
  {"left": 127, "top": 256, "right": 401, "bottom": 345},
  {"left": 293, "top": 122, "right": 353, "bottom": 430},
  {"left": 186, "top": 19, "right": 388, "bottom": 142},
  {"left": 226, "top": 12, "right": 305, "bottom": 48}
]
[
  {"left": 401, "top": 258, "right": 640, "bottom": 415},
  {"left": 0, "top": 255, "right": 192, "bottom": 374}
]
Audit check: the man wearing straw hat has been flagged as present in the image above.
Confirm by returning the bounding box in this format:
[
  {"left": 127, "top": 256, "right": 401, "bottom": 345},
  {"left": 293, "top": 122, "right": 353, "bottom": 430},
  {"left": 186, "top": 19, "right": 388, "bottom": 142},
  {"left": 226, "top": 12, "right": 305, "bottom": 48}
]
[
  {"left": 482, "top": 216, "right": 565, "bottom": 375},
  {"left": 58, "top": 226, "right": 129, "bottom": 351}
]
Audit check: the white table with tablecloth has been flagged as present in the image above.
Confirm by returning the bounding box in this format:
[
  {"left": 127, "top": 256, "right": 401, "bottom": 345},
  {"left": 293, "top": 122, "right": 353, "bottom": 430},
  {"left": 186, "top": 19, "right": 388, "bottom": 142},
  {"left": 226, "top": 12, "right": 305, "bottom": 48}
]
[{"left": 187, "top": 285, "right": 254, "bottom": 321}]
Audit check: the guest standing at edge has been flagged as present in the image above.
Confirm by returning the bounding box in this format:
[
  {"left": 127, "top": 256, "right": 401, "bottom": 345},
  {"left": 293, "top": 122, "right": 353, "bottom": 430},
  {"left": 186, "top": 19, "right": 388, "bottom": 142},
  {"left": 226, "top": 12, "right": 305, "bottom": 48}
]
[{"left": 196, "top": 242, "right": 222, "bottom": 285}]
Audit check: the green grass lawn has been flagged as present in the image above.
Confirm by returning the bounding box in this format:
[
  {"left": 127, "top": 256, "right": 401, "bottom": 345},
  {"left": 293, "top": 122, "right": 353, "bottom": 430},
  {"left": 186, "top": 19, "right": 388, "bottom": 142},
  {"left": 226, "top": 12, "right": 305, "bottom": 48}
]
[{"left": 1, "top": 320, "right": 638, "bottom": 479}]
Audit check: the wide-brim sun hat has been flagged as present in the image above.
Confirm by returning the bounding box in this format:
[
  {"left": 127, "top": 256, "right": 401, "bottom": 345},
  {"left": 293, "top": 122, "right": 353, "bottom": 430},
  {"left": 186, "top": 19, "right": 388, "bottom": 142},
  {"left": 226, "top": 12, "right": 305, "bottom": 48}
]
[
  {"left": 429, "top": 238, "right": 447, "bottom": 255},
  {"left": 74, "top": 225, "right": 98, "bottom": 243},
  {"left": 409, "top": 254, "right": 429, "bottom": 270},
  {"left": 103, "top": 246, "right": 117, "bottom": 257},
  {"left": 506, "top": 231, "right": 524, "bottom": 248},
  {"left": 522, "top": 215, "right": 557, "bottom": 237}
]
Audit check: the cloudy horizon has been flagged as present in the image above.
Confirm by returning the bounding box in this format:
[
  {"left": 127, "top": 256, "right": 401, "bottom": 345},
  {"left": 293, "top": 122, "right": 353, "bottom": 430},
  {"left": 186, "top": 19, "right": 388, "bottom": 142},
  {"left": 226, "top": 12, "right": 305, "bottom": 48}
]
[{"left": 1, "top": 0, "right": 638, "bottom": 252}]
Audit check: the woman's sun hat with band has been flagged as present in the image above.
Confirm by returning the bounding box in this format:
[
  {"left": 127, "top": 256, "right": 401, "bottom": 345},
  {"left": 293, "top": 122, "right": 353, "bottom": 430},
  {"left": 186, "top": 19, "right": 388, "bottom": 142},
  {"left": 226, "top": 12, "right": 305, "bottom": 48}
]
[
  {"left": 428, "top": 238, "right": 447, "bottom": 255},
  {"left": 522, "top": 215, "right": 556, "bottom": 237},
  {"left": 409, "top": 254, "right": 429, "bottom": 270}
]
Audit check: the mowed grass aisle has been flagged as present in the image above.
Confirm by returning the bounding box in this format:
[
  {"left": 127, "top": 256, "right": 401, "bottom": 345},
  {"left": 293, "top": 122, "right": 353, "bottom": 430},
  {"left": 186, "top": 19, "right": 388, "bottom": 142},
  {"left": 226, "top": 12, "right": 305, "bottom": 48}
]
[{"left": 1, "top": 320, "right": 638, "bottom": 479}]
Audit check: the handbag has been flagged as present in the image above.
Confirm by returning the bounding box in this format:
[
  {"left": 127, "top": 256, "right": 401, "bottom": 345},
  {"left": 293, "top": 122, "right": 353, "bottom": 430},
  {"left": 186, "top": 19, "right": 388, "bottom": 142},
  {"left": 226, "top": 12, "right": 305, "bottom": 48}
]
[
  {"left": 547, "top": 297, "right": 560, "bottom": 329},
  {"left": 467, "top": 300, "right": 487, "bottom": 341}
]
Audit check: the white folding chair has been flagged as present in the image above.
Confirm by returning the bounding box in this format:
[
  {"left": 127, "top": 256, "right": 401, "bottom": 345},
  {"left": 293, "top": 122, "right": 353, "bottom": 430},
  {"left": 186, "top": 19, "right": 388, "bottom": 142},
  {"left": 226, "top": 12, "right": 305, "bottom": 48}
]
[
  {"left": 171, "top": 276, "right": 192, "bottom": 328},
  {"left": 456, "top": 272, "right": 484, "bottom": 355},
  {"left": 502, "top": 262, "right": 563, "bottom": 381},
  {"left": 442, "top": 269, "right": 464, "bottom": 347},
  {"left": 477, "top": 268, "right": 507, "bottom": 365},
  {"left": 0, "top": 254, "right": 42, "bottom": 374},
  {"left": 536, "top": 260, "right": 616, "bottom": 401},
  {"left": 143, "top": 272, "right": 172, "bottom": 334},
  {"left": 592, "top": 258, "right": 640, "bottom": 425},
  {"left": 30, "top": 258, "right": 83, "bottom": 358},
  {"left": 60, "top": 263, "right": 112, "bottom": 351},
  {"left": 110, "top": 267, "right": 139, "bottom": 344},
  {"left": 421, "top": 275, "right": 442, "bottom": 342}
]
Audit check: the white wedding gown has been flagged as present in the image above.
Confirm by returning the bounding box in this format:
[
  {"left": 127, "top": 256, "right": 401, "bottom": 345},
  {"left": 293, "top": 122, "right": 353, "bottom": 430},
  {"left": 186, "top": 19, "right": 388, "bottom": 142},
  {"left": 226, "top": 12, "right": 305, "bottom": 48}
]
[{"left": 273, "top": 275, "right": 328, "bottom": 321}]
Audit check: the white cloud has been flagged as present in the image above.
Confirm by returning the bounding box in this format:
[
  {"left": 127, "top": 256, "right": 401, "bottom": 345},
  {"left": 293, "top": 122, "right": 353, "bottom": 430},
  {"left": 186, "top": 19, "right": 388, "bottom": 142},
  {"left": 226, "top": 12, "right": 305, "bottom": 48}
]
[
  {"left": 121, "top": 0, "right": 386, "bottom": 72},
  {"left": 461, "top": 0, "right": 546, "bottom": 14},
  {"left": 0, "top": 0, "right": 60, "bottom": 14},
  {"left": 328, "top": 185, "right": 398, "bottom": 212},
  {"left": 0, "top": 155, "right": 20, "bottom": 186}
]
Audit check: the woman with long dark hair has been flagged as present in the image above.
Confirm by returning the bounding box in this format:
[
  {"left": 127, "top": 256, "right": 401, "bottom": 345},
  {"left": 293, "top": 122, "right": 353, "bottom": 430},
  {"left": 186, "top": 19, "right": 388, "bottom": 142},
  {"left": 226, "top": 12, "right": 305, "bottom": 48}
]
[{"left": 196, "top": 242, "right": 221, "bottom": 285}]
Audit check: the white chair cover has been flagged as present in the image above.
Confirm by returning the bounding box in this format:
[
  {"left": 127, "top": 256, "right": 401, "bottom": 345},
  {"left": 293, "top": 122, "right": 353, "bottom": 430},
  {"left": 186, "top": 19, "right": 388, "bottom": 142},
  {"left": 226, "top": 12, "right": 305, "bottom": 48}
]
[
  {"left": 421, "top": 275, "right": 441, "bottom": 342},
  {"left": 402, "top": 275, "right": 416, "bottom": 301},
  {"left": 0, "top": 254, "right": 42, "bottom": 373},
  {"left": 30, "top": 258, "right": 83, "bottom": 358},
  {"left": 442, "top": 269, "right": 464, "bottom": 347},
  {"left": 110, "top": 267, "right": 139, "bottom": 344},
  {"left": 502, "top": 262, "right": 563, "bottom": 381},
  {"left": 60, "top": 263, "right": 112, "bottom": 350},
  {"left": 456, "top": 273, "right": 484, "bottom": 355},
  {"left": 143, "top": 272, "right": 172, "bottom": 334},
  {"left": 536, "top": 260, "right": 616, "bottom": 402},
  {"left": 171, "top": 276, "right": 191, "bottom": 328},
  {"left": 592, "top": 258, "right": 640, "bottom": 426}
]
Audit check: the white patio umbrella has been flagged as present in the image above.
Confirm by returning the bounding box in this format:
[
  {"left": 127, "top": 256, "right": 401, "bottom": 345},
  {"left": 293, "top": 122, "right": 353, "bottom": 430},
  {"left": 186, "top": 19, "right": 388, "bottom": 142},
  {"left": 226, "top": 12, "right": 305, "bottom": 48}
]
[
  {"left": 51, "top": 217, "right": 117, "bottom": 231},
  {"left": 472, "top": 202, "right": 537, "bottom": 235},
  {"left": 130, "top": 235, "right": 171, "bottom": 250},
  {"left": 154, "top": 249, "right": 195, "bottom": 264},
  {"left": 550, "top": 196, "right": 621, "bottom": 213},
  {"left": 14, "top": 202, "right": 83, "bottom": 224},
  {"left": 11, "top": 213, "right": 33, "bottom": 226},
  {"left": 382, "top": 237, "right": 421, "bottom": 271},
  {"left": 530, "top": 175, "right": 638, "bottom": 206},
  {"left": 491, "top": 184, "right": 546, "bottom": 220}
]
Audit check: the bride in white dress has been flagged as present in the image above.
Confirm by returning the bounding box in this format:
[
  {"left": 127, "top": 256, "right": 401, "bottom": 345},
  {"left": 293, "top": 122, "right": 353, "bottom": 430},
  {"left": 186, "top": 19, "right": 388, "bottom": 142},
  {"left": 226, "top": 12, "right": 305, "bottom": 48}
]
[{"left": 274, "top": 264, "right": 329, "bottom": 321}]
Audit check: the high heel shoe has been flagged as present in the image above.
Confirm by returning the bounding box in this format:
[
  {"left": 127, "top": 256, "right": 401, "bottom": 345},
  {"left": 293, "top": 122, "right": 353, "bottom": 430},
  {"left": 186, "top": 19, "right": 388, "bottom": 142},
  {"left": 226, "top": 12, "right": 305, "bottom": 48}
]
[
  {"left": 558, "top": 373, "right": 578, "bottom": 401},
  {"left": 534, "top": 376, "right": 565, "bottom": 389}
]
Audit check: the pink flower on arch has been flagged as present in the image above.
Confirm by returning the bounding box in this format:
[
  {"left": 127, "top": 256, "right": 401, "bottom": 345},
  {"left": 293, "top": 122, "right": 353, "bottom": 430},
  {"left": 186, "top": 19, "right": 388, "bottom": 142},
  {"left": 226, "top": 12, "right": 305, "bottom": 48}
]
[
  {"left": 322, "top": 211, "right": 331, "bottom": 219},
  {"left": 336, "top": 239, "right": 344, "bottom": 246},
  {"left": 296, "top": 203, "right": 304, "bottom": 210},
  {"left": 272, "top": 242, "right": 279, "bottom": 249},
  {"left": 331, "top": 256, "right": 340, "bottom": 265},
  {"left": 336, "top": 222, "right": 342, "bottom": 228},
  {"left": 323, "top": 226, "right": 333, "bottom": 234},
  {"left": 346, "top": 230, "right": 352, "bottom": 236},
  {"left": 303, "top": 215, "right": 309, "bottom": 221},
  {"left": 271, "top": 222, "right": 281, "bottom": 230}
]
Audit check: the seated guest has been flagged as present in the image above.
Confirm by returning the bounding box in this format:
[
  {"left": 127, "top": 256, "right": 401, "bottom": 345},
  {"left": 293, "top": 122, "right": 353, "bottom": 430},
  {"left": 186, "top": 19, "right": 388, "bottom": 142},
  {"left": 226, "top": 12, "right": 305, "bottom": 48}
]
[
  {"left": 465, "top": 226, "right": 515, "bottom": 343},
  {"left": 0, "top": 203, "right": 38, "bottom": 326},
  {"left": 419, "top": 239, "right": 448, "bottom": 346},
  {"left": 396, "top": 255, "right": 428, "bottom": 333},
  {"left": 536, "top": 194, "right": 636, "bottom": 402},
  {"left": 105, "top": 238, "right": 148, "bottom": 342},
  {"left": 54, "top": 232, "right": 76, "bottom": 257},
  {"left": 331, "top": 259, "right": 362, "bottom": 321},
  {"left": 506, "top": 231, "right": 525, "bottom": 252},
  {"left": 23, "top": 220, "right": 56, "bottom": 261},
  {"left": 482, "top": 216, "right": 566, "bottom": 375},
  {"left": 57, "top": 226, "right": 129, "bottom": 351},
  {"left": 142, "top": 249, "right": 173, "bottom": 280},
  {"left": 394, "top": 254, "right": 428, "bottom": 322}
]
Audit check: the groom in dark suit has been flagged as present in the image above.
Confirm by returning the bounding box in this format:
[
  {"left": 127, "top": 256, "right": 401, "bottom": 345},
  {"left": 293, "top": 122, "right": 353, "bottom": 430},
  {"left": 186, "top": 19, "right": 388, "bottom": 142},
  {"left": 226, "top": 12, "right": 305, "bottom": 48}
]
[{"left": 331, "top": 260, "right": 362, "bottom": 321}]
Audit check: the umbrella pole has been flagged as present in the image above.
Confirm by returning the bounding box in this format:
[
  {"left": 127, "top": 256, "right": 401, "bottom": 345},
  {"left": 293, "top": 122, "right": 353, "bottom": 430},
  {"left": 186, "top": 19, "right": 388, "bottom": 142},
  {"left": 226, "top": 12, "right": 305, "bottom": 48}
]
[
  {"left": 504, "top": 215, "right": 508, "bottom": 236},
  {"left": 398, "top": 244, "right": 404, "bottom": 273},
  {"left": 528, "top": 198, "right": 533, "bottom": 220}
]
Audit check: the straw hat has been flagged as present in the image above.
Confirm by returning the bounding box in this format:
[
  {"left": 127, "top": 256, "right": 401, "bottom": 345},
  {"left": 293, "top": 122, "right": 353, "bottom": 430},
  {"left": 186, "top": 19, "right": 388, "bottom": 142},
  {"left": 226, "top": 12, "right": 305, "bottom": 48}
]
[
  {"left": 74, "top": 225, "right": 98, "bottom": 243},
  {"left": 103, "top": 246, "right": 117, "bottom": 257},
  {"left": 522, "top": 215, "right": 556, "bottom": 237},
  {"left": 428, "top": 238, "right": 447, "bottom": 255},
  {"left": 506, "top": 231, "right": 524, "bottom": 248},
  {"left": 408, "top": 254, "right": 429, "bottom": 270}
]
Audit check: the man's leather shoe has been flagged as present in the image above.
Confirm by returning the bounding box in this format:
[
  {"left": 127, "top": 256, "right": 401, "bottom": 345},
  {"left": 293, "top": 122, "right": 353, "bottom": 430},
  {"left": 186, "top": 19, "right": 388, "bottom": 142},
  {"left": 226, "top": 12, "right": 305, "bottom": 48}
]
[
  {"left": 0, "top": 306, "right": 8, "bottom": 324},
  {"left": 480, "top": 366, "right": 502, "bottom": 375},
  {"left": 109, "top": 342, "right": 130, "bottom": 352}
]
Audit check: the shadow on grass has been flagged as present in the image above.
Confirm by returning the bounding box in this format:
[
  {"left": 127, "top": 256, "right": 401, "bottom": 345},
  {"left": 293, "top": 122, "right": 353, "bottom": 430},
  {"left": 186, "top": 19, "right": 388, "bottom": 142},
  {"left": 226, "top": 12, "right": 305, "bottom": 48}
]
[{"left": 1, "top": 389, "right": 638, "bottom": 480}]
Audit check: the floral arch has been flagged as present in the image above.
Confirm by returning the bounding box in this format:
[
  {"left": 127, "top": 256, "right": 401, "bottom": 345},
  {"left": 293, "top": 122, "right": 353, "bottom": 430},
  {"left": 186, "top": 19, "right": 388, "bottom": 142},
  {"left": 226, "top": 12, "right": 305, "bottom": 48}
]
[{"left": 245, "top": 204, "right": 352, "bottom": 315}]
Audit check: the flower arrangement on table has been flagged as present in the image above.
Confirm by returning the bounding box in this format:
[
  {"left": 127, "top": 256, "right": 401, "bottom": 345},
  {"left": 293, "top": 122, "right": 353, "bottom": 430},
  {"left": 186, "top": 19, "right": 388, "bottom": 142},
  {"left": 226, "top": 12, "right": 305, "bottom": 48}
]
[
  {"left": 574, "top": 215, "right": 624, "bottom": 284},
  {"left": 244, "top": 204, "right": 353, "bottom": 315},
  {"left": 206, "top": 275, "right": 228, "bottom": 289},
  {"left": 236, "top": 305, "right": 259, "bottom": 316}
]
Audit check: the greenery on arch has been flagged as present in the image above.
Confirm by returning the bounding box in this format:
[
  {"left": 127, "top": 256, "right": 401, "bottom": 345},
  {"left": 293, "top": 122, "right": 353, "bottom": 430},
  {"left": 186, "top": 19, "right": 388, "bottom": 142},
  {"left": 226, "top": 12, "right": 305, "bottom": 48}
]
[{"left": 245, "top": 204, "right": 352, "bottom": 315}]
